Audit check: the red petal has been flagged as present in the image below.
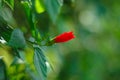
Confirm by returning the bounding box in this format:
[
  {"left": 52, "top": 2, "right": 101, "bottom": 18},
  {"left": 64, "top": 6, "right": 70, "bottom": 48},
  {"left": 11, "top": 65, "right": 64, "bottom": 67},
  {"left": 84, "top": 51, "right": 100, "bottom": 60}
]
[{"left": 54, "top": 31, "right": 75, "bottom": 43}]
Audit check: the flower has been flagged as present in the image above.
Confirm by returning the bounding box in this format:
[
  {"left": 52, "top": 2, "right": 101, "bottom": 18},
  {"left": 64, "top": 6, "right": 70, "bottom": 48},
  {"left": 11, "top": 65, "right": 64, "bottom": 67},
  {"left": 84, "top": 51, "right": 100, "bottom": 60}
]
[{"left": 53, "top": 31, "right": 75, "bottom": 43}]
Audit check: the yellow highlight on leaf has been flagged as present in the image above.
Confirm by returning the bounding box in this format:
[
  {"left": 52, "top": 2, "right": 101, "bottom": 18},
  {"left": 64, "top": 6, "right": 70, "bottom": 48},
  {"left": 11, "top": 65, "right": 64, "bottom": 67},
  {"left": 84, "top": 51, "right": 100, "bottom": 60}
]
[{"left": 35, "top": 0, "right": 45, "bottom": 13}]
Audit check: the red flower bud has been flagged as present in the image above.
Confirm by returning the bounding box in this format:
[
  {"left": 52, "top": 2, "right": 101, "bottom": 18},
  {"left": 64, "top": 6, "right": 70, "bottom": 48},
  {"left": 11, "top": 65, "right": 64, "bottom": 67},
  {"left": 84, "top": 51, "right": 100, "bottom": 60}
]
[{"left": 53, "top": 31, "right": 75, "bottom": 43}]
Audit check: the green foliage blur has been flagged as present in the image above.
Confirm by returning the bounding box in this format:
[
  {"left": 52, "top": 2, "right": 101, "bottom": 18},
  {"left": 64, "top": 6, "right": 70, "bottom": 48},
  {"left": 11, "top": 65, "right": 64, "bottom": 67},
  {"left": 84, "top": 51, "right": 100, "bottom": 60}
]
[{"left": 0, "top": 0, "right": 120, "bottom": 80}]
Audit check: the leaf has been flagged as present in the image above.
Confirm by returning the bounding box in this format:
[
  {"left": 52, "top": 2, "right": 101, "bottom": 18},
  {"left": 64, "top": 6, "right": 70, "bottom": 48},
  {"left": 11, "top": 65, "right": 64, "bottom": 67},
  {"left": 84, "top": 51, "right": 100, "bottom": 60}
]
[
  {"left": 8, "top": 28, "right": 26, "bottom": 48},
  {"left": 0, "top": 17, "right": 13, "bottom": 42},
  {"left": 34, "top": 45, "right": 47, "bottom": 80},
  {"left": 29, "top": 37, "right": 35, "bottom": 43},
  {"left": 35, "top": 0, "right": 45, "bottom": 13},
  {"left": 3, "top": 0, "right": 14, "bottom": 10},
  {"left": 10, "top": 56, "right": 24, "bottom": 66},
  {"left": 21, "top": 1, "right": 42, "bottom": 40},
  {"left": 0, "top": 7, "right": 16, "bottom": 27},
  {"left": 0, "top": 8, "right": 14, "bottom": 41},
  {"left": 43, "top": 0, "right": 63, "bottom": 22},
  {"left": 0, "top": 57, "right": 7, "bottom": 80},
  {"left": 21, "top": 1, "right": 31, "bottom": 20},
  {"left": 17, "top": 50, "right": 26, "bottom": 61},
  {"left": 0, "top": 0, "right": 2, "bottom": 8}
]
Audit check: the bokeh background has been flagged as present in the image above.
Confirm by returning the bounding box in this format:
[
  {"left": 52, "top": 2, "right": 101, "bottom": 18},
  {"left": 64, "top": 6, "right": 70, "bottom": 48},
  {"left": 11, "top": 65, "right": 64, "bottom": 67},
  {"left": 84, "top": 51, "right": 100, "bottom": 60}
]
[
  {"left": 0, "top": 0, "right": 120, "bottom": 80},
  {"left": 47, "top": 0, "right": 120, "bottom": 80}
]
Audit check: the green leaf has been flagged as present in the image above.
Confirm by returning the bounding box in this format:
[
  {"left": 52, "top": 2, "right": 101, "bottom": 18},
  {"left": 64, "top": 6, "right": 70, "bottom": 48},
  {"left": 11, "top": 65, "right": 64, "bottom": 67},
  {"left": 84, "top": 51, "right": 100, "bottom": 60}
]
[
  {"left": 3, "top": 0, "right": 14, "bottom": 10},
  {"left": 10, "top": 56, "right": 24, "bottom": 66},
  {"left": 21, "top": 1, "right": 42, "bottom": 40},
  {"left": 43, "top": 0, "right": 63, "bottom": 22},
  {"left": 34, "top": 45, "right": 47, "bottom": 80},
  {"left": 0, "top": 57, "right": 7, "bottom": 80},
  {"left": 17, "top": 50, "right": 26, "bottom": 61},
  {"left": 8, "top": 28, "right": 26, "bottom": 48},
  {"left": 0, "top": 17, "right": 13, "bottom": 42},
  {"left": 21, "top": 1, "right": 31, "bottom": 20},
  {"left": 0, "top": 7, "right": 16, "bottom": 27},
  {"left": 35, "top": 0, "right": 45, "bottom": 13},
  {"left": 0, "top": 0, "right": 2, "bottom": 9}
]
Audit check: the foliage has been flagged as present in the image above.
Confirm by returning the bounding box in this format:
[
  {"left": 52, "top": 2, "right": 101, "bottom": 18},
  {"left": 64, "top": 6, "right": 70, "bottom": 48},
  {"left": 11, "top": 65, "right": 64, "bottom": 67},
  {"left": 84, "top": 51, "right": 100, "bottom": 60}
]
[
  {"left": 0, "top": 0, "right": 63, "bottom": 80},
  {"left": 0, "top": 0, "right": 120, "bottom": 80}
]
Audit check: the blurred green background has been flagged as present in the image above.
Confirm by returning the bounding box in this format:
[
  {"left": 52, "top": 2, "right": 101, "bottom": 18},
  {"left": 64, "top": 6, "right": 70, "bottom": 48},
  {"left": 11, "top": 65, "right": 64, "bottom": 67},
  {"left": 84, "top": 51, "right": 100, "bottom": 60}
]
[
  {"left": 0, "top": 0, "right": 120, "bottom": 80},
  {"left": 47, "top": 0, "right": 120, "bottom": 80}
]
